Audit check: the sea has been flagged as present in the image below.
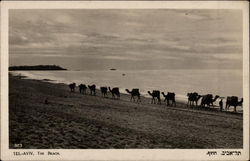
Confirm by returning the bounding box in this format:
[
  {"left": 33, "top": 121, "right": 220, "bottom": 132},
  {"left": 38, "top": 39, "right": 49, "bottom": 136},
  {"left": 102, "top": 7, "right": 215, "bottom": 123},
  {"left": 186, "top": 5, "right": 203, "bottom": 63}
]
[{"left": 10, "top": 69, "right": 243, "bottom": 105}]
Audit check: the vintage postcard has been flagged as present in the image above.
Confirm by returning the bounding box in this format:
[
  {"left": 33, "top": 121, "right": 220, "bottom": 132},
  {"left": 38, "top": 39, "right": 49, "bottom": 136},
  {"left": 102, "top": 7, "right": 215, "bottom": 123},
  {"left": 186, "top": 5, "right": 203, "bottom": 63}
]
[{"left": 1, "top": 1, "right": 249, "bottom": 161}]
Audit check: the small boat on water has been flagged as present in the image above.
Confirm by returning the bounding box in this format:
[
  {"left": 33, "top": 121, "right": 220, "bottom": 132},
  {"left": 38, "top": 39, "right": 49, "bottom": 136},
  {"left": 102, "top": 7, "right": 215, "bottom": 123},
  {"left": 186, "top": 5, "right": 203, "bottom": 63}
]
[{"left": 110, "top": 68, "right": 117, "bottom": 71}]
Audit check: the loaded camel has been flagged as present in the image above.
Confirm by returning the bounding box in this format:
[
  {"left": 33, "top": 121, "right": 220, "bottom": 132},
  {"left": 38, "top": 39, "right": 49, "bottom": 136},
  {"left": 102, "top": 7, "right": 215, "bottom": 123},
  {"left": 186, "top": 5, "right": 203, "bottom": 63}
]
[
  {"left": 79, "top": 84, "right": 87, "bottom": 94},
  {"left": 161, "top": 92, "right": 176, "bottom": 106},
  {"left": 148, "top": 90, "right": 161, "bottom": 104},
  {"left": 69, "top": 83, "right": 76, "bottom": 92},
  {"left": 108, "top": 87, "right": 120, "bottom": 99},
  {"left": 125, "top": 88, "right": 141, "bottom": 102},
  {"left": 187, "top": 92, "right": 202, "bottom": 107},
  {"left": 100, "top": 87, "right": 108, "bottom": 97},
  {"left": 226, "top": 96, "right": 243, "bottom": 112},
  {"left": 200, "top": 94, "right": 219, "bottom": 107},
  {"left": 88, "top": 84, "right": 96, "bottom": 96}
]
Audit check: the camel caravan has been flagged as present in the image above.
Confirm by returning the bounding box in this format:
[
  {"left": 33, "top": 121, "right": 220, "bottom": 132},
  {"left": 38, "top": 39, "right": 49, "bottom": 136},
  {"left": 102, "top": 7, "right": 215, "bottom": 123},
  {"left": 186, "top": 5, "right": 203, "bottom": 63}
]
[{"left": 68, "top": 83, "right": 243, "bottom": 112}]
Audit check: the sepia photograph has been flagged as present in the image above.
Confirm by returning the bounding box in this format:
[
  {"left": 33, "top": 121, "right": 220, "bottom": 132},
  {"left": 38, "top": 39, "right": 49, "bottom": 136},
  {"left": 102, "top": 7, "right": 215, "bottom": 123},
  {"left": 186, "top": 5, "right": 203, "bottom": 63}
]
[{"left": 1, "top": 1, "right": 249, "bottom": 161}]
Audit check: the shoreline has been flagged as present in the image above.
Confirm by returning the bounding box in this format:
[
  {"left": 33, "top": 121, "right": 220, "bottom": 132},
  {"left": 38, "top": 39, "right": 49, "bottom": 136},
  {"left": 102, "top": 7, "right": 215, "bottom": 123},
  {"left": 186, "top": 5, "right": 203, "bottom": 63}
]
[{"left": 9, "top": 72, "right": 243, "bottom": 114}]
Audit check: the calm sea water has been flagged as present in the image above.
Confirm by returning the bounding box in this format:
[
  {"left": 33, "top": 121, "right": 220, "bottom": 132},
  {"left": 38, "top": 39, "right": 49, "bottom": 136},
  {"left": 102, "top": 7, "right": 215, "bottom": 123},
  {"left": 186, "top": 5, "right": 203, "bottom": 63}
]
[{"left": 11, "top": 69, "right": 243, "bottom": 102}]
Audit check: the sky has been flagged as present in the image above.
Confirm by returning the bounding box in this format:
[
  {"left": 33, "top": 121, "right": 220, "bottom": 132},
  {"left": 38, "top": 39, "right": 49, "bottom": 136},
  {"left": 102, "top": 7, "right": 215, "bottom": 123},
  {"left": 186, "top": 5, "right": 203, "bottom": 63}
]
[{"left": 9, "top": 9, "right": 243, "bottom": 70}]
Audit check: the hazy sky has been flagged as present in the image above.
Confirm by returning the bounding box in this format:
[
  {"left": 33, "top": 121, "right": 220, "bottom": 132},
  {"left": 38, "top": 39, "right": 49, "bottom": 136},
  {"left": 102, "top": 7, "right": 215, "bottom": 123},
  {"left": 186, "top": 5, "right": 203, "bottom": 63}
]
[{"left": 9, "top": 9, "right": 243, "bottom": 70}]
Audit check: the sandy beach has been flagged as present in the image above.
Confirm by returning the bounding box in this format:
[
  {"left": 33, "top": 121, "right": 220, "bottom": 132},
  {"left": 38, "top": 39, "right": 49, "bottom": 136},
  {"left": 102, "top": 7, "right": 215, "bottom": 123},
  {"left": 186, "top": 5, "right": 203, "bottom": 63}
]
[{"left": 9, "top": 75, "right": 243, "bottom": 149}]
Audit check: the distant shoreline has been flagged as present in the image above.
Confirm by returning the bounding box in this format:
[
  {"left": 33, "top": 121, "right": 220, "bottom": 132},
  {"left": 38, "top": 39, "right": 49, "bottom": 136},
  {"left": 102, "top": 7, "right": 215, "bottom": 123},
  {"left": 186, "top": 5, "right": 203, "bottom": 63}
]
[{"left": 9, "top": 65, "right": 67, "bottom": 71}]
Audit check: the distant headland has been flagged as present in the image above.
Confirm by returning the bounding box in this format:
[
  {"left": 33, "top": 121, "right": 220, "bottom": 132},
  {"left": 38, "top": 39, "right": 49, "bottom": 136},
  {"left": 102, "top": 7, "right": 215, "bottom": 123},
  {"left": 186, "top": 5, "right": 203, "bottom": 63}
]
[{"left": 9, "top": 65, "right": 67, "bottom": 71}]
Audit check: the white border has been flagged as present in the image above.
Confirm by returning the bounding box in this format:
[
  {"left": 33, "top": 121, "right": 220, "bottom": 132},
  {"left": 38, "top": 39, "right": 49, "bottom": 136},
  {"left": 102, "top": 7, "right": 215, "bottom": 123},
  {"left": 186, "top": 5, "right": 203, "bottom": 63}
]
[{"left": 1, "top": 1, "right": 249, "bottom": 161}]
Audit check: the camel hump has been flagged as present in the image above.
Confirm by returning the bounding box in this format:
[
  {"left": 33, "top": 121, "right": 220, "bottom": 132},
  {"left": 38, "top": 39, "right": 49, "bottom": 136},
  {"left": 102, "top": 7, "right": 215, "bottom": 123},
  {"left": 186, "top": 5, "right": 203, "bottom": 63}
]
[
  {"left": 132, "top": 88, "right": 139, "bottom": 92},
  {"left": 153, "top": 90, "right": 160, "bottom": 95},
  {"left": 114, "top": 87, "right": 119, "bottom": 92},
  {"left": 231, "top": 96, "right": 238, "bottom": 101}
]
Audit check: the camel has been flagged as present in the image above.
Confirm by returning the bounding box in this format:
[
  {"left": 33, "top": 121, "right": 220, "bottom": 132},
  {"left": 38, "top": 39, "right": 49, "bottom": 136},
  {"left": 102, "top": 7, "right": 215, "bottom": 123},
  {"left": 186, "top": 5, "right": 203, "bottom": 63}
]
[
  {"left": 161, "top": 92, "right": 176, "bottom": 106},
  {"left": 88, "top": 84, "right": 96, "bottom": 95},
  {"left": 108, "top": 87, "right": 120, "bottom": 99},
  {"left": 187, "top": 92, "right": 202, "bottom": 106},
  {"left": 226, "top": 96, "right": 243, "bottom": 112},
  {"left": 100, "top": 87, "right": 108, "bottom": 97},
  {"left": 79, "top": 84, "right": 87, "bottom": 94},
  {"left": 69, "top": 83, "right": 76, "bottom": 92},
  {"left": 148, "top": 90, "right": 161, "bottom": 104},
  {"left": 200, "top": 94, "right": 220, "bottom": 107},
  {"left": 125, "top": 88, "right": 141, "bottom": 102}
]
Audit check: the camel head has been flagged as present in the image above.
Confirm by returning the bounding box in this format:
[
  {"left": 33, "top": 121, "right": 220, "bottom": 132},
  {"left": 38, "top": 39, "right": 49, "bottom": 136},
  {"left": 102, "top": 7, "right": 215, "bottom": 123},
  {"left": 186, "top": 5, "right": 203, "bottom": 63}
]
[
  {"left": 187, "top": 93, "right": 191, "bottom": 96},
  {"left": 108, "top": 87, "right": 112, "bottom": 92},
  {"left": 197, "top": 95, "right": 202, "bottom": 100},
  {"left": 147, "top": 91, "right": 152, "bottom": 96},
  {"left": 238, "top": 98, "right": 243, "bottom": 104},
  {"left": 213, "top": 95, "right": 220, "bottom": 102},
  {"left": 125, "top": 89, "right": 131, "bottom": 93},
  {"left": 161, "top": 92, "right": 166, "bottom": 97}
]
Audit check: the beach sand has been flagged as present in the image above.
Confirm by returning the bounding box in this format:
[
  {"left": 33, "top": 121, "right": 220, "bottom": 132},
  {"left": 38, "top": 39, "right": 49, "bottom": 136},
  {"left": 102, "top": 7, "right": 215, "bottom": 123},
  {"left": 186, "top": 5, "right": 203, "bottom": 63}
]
[{"left": 9, "top": 75, "right": 243, "bottom": 149}]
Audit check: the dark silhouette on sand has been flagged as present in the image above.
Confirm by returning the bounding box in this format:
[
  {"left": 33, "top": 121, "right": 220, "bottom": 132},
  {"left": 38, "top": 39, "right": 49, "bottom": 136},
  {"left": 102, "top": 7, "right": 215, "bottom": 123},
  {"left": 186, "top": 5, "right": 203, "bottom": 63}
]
[
  {"left": 200, "top": 94, "right": 220, "bottom": 107},
  {"left": 79, "top": 84, "right": 87, "bottom": 94},
  {"left": 125, "top": 89, "right": 141, "bottom": 102},
  {"left": 187, "top": 92, "right": 202, "bottom": 106},
  {"left": 69, "top": 83, "right": 76, "bottom": 92},
  {"left": 88, "top": 84, "right": 96, "bottom": 95},
  {"left": 100, "top": 87, "right": 108, "bottom": 97},
  {"left": 219, "top": 98, "right": 224, "bottom": 111},
  {"left": 226, "top": 96, "right": 243, "bottom": 112},
  {"left": 108, "top": 87, "right": 120, "bottom": 99},
  {"left": 161, "top": 92, "right": 176, "bottom": 106},
  {"left": 148, "top": 90, "right": 161, "bottom": 104}
]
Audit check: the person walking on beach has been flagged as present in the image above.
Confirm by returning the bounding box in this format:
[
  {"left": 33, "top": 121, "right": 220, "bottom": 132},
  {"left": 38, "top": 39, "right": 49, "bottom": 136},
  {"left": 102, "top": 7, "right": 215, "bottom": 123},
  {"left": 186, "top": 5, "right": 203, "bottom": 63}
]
[{"left": 219, "top": 99, "right": 223, "bottom": 111}]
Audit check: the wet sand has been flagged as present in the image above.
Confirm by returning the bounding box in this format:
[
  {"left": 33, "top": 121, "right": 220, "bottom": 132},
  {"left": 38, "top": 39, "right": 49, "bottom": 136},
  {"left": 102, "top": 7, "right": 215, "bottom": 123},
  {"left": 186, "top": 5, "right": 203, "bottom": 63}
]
[{"left": 9, "top": 75, "right": 243, "bottom": 149}]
